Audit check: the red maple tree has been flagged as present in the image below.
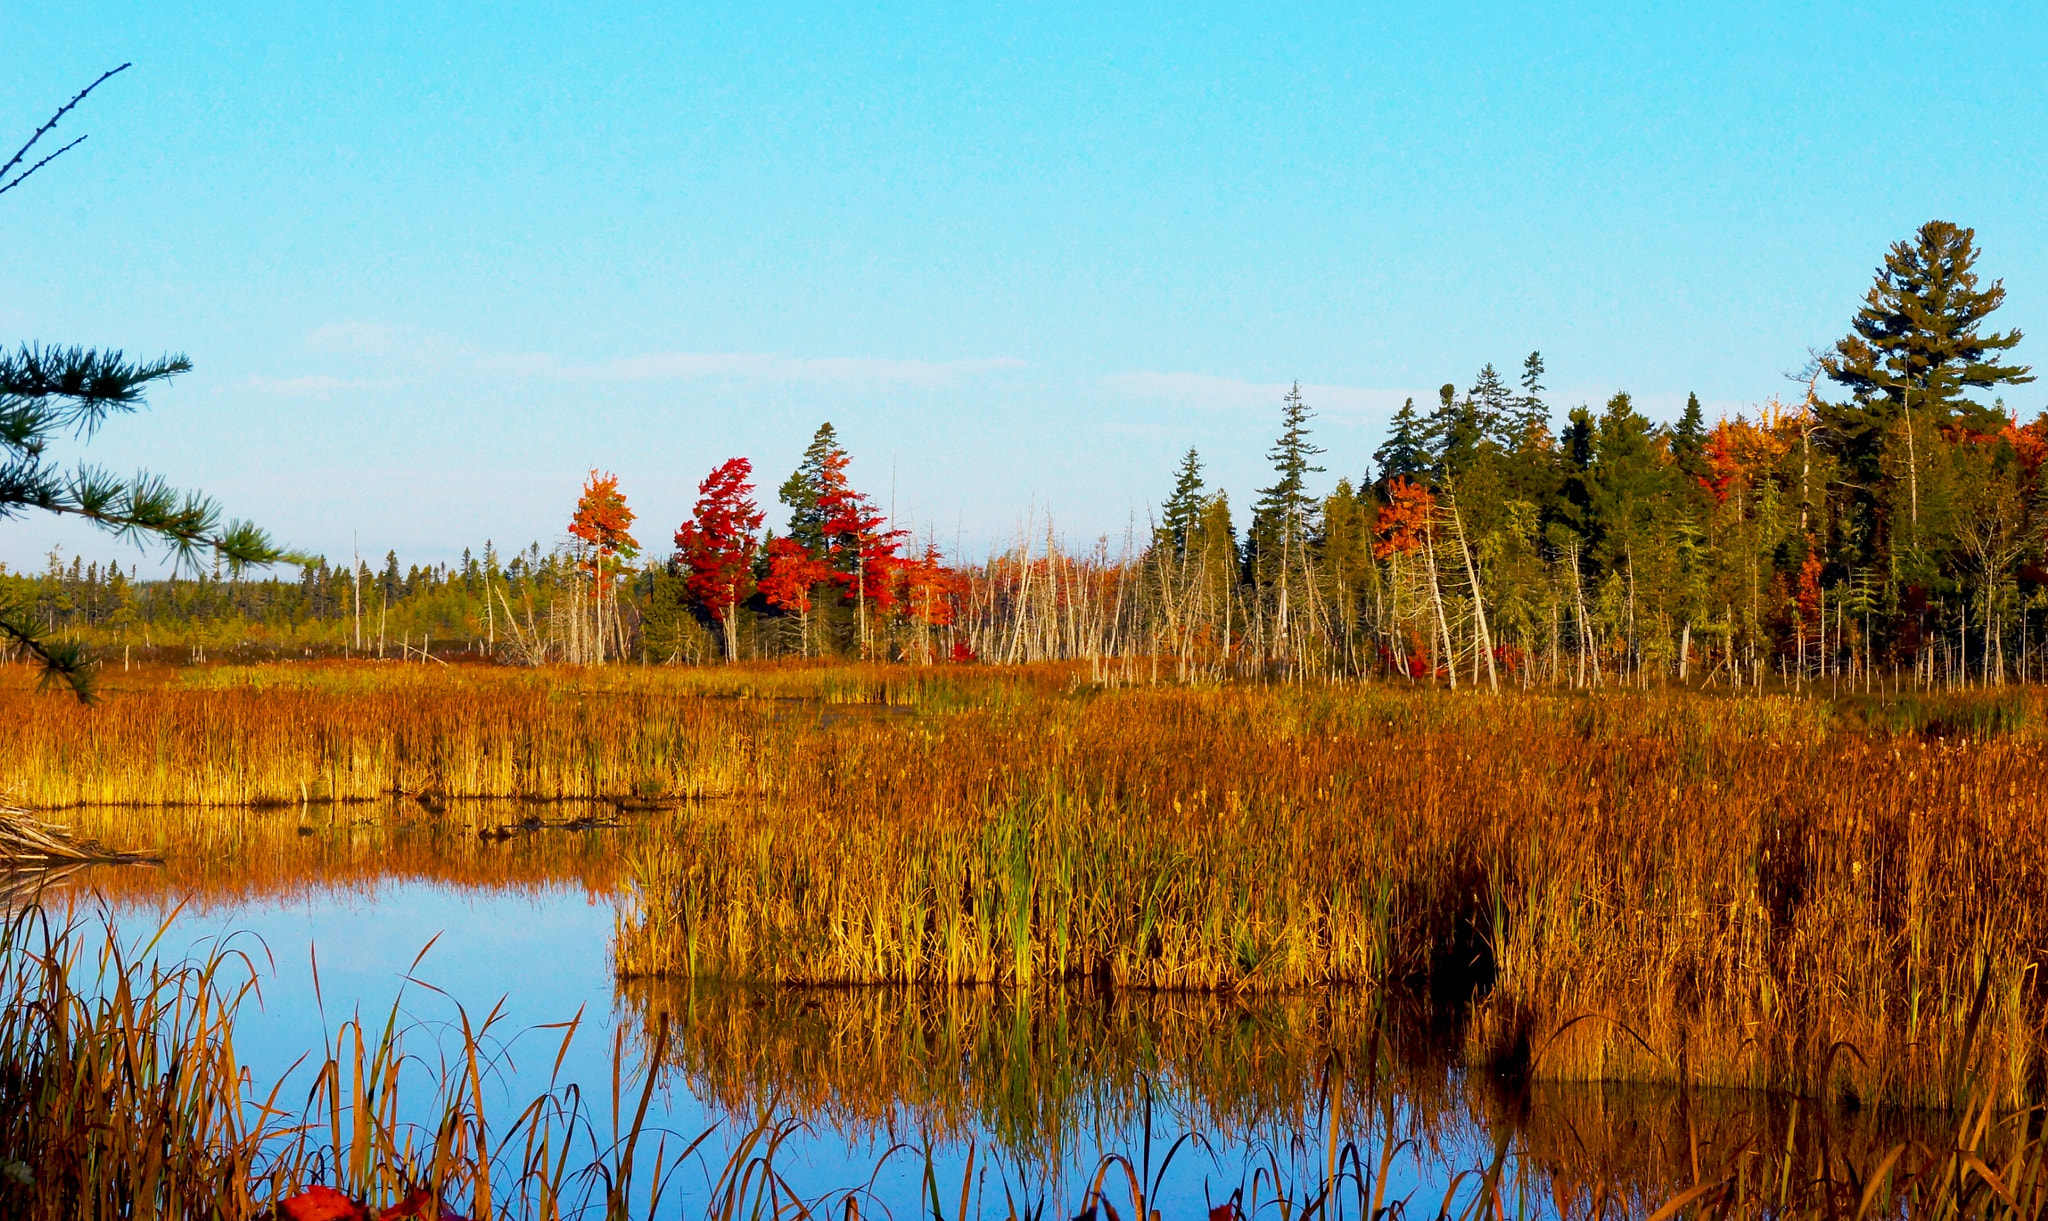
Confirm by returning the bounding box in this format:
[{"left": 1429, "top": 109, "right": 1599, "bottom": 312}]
[
  {"left": 811, "top": 448, "right": 906, "bottom": 653},
  {"left": 759, "top": 536, "right": 833, "bottom": 615},
  {"left": 900, "top": 545, "right": 965, "bottom": 628},
  {"left": 897, "top": 543, "right": 967, "bottom": 662},
  {"left": 759, "top": 534, "right": 837, "bottom": 656},
  {"left": 673, "top": 457, "right": 765, "bottom": 660}
]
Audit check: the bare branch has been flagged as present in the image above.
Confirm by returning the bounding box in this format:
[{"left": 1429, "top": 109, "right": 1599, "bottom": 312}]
[
  {"left": 0, "top": 63, "right": 132, "bottom": 198},
  {"left": 0, "top": 136, "right": 88, "bottom": 198}
]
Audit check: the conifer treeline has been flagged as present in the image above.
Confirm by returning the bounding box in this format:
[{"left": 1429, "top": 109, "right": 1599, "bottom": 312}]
[{"left": 5, "top": 219, "right": 2041, "bottom": 686}]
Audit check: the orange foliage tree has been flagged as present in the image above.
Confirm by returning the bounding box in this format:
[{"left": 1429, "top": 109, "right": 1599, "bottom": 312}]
[
  {"left": 567, "top": 470, "right": 640, "bottom": 596},
  {"left": 758, "top": 537, "right": 836, "bottom": 656},
  {"left": 898, "top": 544, "right": 968, "bottom": 661},
  {"left": 1371, "top": 477, "right": 1435, "bottom": 559},
  {"left": 565, "top": 470, "right": 639, "bottom": 664},
  {"left": 1794, "top": 539, "right": 1824, "bottom": 667},
  {"left": 2000, "top": 415, "right": 2048, "bottom": 485},
  {"left": 1698, "top": 416, "right": 1791, "bottom": 506}
]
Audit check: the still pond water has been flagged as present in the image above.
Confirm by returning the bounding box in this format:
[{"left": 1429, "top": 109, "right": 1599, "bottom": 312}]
[{"left": 46, "top": 800, "right": 1930, "bottom": 1219}]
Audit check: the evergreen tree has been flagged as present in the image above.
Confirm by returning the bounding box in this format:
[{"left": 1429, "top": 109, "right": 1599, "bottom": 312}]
[
  {"left": 0, "top": 72, "right": 291, "bottom": 698},
  {"left": 1158, "top": 447, "right": 1206, "bottom": 559},
  {"left": 1244, "top": 383, "right": 1325, "bottom": 582},
  {"left": 1514, "top": 351, "right": 1548, "bottom": 442},
  {"left": 778, "top": 422, "right": 841, "bottom": 554},
  {"left": 1195, "top": 492, "right": 1240, "bottom": 595},
  {"left": 1582, "top": 392, "right": 1666, "bottom": 568},
  {"left": 1316, "top": 478, "right": 1370, "bottom": 603},
  {"left": 1672, "top": 392, "right": 1708, "bottom": 482},
  {"left": 1470, "top": 362, "right": 1516, "bottom": 450},
  {"left": 1558, "top": 405, "right": 1597, "bottom": 534},
  {"left": 1425, "top": 382, "right": 1483, "bottom": 483},
  {"left": 1820, "top": 220, "right": 2034, "bottom": 462},
  {"left": 1373, "top": 397, "right": 1430, "bottom": 483}
]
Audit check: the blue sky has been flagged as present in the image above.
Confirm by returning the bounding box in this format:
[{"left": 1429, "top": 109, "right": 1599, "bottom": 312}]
[{"left": 3, "top": 2, "right": 2042, "bottom": 571}]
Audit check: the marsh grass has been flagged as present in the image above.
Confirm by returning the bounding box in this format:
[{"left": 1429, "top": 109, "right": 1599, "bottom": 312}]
[
  {"left": 0, "top": 661, "right": 1054, "bottom": 810},
  {"left": 609, "top": 679, "right": 2048, "bottom": 1109},
  {"left": 10, "top": 661, "right": 2048, "bottom": 1112}
]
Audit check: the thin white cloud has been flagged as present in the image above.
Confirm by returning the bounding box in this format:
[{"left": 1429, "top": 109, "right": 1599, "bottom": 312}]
[
  {"left": 1103, "top": 371, "right": 1412, "bottom": 416},
  {"left": 578, "top": 351, "right": 1026, "bottom": 385},
  {"left": 298, "top": 322, "right": 1025, "bottom": 388},
  {"left": 240, "top": 374, "right": 398, "bottom": 397},
  {"left": 303, "top": 322, "right": 403, "bottom": 354}
]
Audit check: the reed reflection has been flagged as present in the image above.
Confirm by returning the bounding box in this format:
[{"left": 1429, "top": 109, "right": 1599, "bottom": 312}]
[
  {"left": 39, "top": 798, "right": 667, "bottom": 911},
  {"left": 619, "top": 978, "right": 1963, "bottom": 1217}
]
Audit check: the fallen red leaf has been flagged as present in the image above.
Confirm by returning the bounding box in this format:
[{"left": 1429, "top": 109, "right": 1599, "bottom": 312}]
[
  {"left": 279, "top": 1185, "right": 368, "bottom": 1221},
  {"left": 377, "top": 1189, "right": 433, "bottom": 1221},
  {"left": 375, "top": 1187, "right": 469, "bottom": 1221}
]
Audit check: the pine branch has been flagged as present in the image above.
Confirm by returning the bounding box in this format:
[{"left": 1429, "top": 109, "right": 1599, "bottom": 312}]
[
  {"left": 0, "top": 64, "right": 131, "bottom": 198},
  {"left": 0, "top": 73, "right": 299, "bottom": 657},
  {"left": 0, "top": 345, "right": 193, "bottom": 440},
  {"left": 0, "top": 347, "right": 299, "bottom": 577},
  {"left": 0, "top": 596, "right": 95, "bottom": 703},
  {"left": 39, "top": 466, "right": 306, "bottom": 573}
]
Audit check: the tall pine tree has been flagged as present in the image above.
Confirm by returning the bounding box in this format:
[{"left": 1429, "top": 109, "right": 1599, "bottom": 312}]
[
  {"left": 1158, "top": 446, "right": 1207, "bottom": 559},
  {"left": 1425, "top": 382, "right": 1483, "bottom": 483},
  {"left": 1514, "top": 351, "right": 1549, "bottom": 443},
  {"left": 1820, "top": 220, "right": 2033, "bottom": 460},
  {"left": 1470, "top": 362, "right": 1516, "bottom": 450},
  {"left": 1244, "top": 383, "right": 1325, "bottom": 584},
  {"left": 1671, "top": 392, "right": 1708, "bottom": 482}
]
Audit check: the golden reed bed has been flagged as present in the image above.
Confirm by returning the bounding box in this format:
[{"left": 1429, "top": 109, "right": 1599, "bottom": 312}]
[{"left": 6, "top": 661, "right": 2048, "bottom": 1110}]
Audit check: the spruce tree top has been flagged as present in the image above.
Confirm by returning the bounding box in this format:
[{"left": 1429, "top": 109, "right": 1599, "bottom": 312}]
[
  {"left": 1822, "top": 220, "right": 2032, "bottom": 441},
  {"left": 1158, "top": 446, "right": 1206, "bottom": 559},
  {"left": 1373, "top": 397, "right": 1430, "bottom": 483},
  {"left": 1672, "top": 392, "right": 1707, "bottom": 480},
  {"left": 1470, "top": 362, "right": 1515, "bottom": 449},
  {"left": 778, "top": 422, "right": 840, "bottom": 554},
  {"left": 1426, "top": 381, "right": 1483, "bottom": 482},
  {"left": 1252, "top": 383, "right": 1325, "bottom": 543},
  {"left": 1514, "top": 351, "right": 1548, "bottom": 442}
]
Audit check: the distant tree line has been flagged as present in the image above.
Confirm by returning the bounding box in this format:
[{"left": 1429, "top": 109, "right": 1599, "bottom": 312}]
[{"left": 8, "top": 219, "right": 2041, "bottom": 687}]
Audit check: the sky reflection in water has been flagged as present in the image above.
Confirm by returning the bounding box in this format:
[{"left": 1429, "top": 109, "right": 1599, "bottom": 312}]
[
  {"left": 47, "top": 807, "right": 1950, "bottom": 1220},
  {"left": 67, "top": 842, "right": 1468, "bottom": 1218}
]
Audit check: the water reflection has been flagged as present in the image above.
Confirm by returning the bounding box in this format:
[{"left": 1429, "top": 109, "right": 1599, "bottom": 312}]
[
  {"left": 624, "top": 979, "right": 1962, "bottom": 1213},
  {"left": 623, "top": 982, "right": 1449, "bottom": 1161},
  {"left": 49, "top": 798, "right": 657, "bottom": 908},
  {"left": 5, "top": 802, "right": 1973, "bottom": 1217}
]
